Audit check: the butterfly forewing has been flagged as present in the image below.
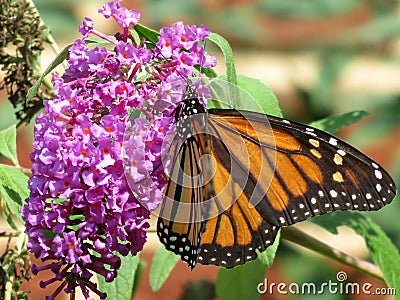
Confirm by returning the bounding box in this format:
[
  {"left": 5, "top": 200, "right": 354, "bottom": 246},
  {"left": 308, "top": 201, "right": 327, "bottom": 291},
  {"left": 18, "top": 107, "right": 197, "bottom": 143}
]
[{"left": 209, "top": 109, "right": 396, "bottom": 227}]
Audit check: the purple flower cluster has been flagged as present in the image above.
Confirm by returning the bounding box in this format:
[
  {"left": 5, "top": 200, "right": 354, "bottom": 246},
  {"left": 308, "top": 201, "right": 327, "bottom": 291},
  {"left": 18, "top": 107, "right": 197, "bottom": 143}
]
[{"left": 22, "top": 1, "right": 216, "bottom": 299}]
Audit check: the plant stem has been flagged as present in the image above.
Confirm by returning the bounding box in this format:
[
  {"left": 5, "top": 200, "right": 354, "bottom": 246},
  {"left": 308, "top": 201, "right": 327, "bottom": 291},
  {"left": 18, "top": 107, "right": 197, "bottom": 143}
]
[
  {"left": 0, "top": 230, "right": 22, "bottom": 237},
  {"left": 281, "top": 226, "right": 384, "bottom": 281},
  {"left": 1, "top": 163, "right": 32, "bottom": 176}
]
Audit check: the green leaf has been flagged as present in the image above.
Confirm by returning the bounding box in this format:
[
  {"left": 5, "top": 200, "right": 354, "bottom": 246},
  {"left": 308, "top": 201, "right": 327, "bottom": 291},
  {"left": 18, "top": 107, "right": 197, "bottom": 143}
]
[
  {"left": 0, "top": 125, "right": 18, "bottom": 166},
  {"left": 97, "top": 253, "right": 140, "bottom": 300},
  {"left": 131, "top": 259, "right": 146, "bottom": 297},
  {"left": 1, "top": 196, "right": 18, "bottom": 230},
  {"left": 216, "top": 259, "right": 266, "bottom": 300},
  {"left": 309, "top": 110, "right": 369, "bottom": 134},
  {"left": 130, "top": 29, "right": 141, "bottom": 46},
  {"left": 257, "top": 230, "right": 280, "bottom": 267},
  {"left": 312, "top": 211, "right": 400, "bottom": 290},
  {"left": 27, "top": 44, "right": 72, "bottom": 102},
  {"left": 235, "top": 75, "right": 282, "bottom": 117},
  {"left": 0, "top": 164, "right": 29, "bottom": 226},
  {"left": 194, "top": 65, "right": 217, "bottom": 78},
  {"left": 134, "top": 24, "right": 160, "bottom": 45},
  {"left": 207, "top": 75, "right": 282, "bottom": 118},
  {"left": 86, "top": 36, "right": 117, "bottom": 46},
  {"left": 149, "top": 245, "right": 179, "bottom": 292},
  {"left": 208, "top": 32, "right": 237, "bottom": 86}
]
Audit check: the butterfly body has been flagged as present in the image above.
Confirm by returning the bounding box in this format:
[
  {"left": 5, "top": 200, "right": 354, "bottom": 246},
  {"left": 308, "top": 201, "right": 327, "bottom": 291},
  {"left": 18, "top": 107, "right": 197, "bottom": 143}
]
[{"left": 157, "top": 84, "right": 397, "bottom": 269}]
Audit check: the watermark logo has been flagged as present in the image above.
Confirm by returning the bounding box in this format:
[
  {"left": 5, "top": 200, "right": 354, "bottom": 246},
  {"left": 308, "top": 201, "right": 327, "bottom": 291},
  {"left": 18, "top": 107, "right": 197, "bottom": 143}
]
[{"left": 257, "top": 271, "right": 396, "bottom": 296}]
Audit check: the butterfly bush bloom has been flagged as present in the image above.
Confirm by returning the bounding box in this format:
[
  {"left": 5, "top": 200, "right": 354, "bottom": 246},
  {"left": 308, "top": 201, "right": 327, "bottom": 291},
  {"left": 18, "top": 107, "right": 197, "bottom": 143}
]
[{"left": 22, "top": 1, "right": 216, "bottom": 299}]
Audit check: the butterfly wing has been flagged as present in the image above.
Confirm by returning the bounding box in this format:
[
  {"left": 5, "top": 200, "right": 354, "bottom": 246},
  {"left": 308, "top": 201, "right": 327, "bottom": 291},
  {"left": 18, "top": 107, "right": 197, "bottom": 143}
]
[
  {"left": 208, "top": 109, "right": 396, "bottom": 224},
  {"left": 157, "top": 107, "right": 396, "bottom": 269},
  {"left": 156, "top": 113, "right": 213, "bottom": 268},
  {"left": 195, "top": 109, "right": 396, "bottom": 267}
]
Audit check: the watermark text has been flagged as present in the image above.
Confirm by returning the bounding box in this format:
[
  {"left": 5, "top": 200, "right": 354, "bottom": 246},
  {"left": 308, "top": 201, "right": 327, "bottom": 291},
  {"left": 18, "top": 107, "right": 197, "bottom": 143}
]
[{"left": 257, "top": 271, "right": 396, "bottom": 296}]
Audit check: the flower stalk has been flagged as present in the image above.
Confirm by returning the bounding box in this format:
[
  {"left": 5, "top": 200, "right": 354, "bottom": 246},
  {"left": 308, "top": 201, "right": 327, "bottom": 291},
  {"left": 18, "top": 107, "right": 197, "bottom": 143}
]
[{"left": 281, "top": 226, "right": 384, "bottom": 281}]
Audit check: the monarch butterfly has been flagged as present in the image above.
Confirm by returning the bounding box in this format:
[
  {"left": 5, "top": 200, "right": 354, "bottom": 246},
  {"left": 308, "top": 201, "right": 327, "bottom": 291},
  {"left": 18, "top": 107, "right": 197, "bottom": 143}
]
[{"left": 156, "top": 81, "right": 397, "bottom": 269}]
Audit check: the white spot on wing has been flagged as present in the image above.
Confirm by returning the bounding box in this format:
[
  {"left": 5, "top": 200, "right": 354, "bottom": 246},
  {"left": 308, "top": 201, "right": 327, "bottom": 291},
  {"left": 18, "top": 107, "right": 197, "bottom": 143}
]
[
  {"left": 375, "top": 170, "right": 382, "bottom": 180},
  {"left": 329, "top": 137, "right": 338, "bottom": 146},
  {"left": 330, "top": 190, "right": 338, "bottom": 198},
  {"left": 306, "top": 131, "right": 317, "bottom": 137}
]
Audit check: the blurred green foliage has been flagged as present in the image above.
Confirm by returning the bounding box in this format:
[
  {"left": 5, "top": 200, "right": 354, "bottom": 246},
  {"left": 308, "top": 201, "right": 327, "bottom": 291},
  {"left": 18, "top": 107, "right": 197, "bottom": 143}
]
[{"left": 256, "top": 0, "right": 360, "bottom": 18}]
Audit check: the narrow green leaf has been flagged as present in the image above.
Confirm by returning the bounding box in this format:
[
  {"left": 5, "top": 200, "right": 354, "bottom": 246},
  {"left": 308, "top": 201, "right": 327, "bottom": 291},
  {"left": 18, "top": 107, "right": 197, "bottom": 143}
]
[
  {"left": 0, "top": 164, "right": 29, "bottom": 225},
  {"left": 86, "top": 36, "right": 117, "bottom": 46},
  {"left": 134, "top": 24, "right": 160, "bottom": 45},
  {"left": 208, "top": 32, "right": 237, "bottom": 86},
  {"left": 257, "top": 230, "right": 280, "bottom": 267},
  {"left": 216, "top": 259, "right": 266, "bottom": 300},
  {"left": 312, "top": 211, "right": 400, "bottom": 290},
  {"left": 15, "top": 232, "right": 28, "bottom": 254},
  {"left": 131, "top": 28, "right": 141, "bottom": 46},
  {"left": 1, "top": 197, "right": 18, "bottom": 230},
  {"left": 149, "top": 245, "right": 179, "bottom": 292},
  {"left": 97, "top": 253, "right": 140, "bottom": 300},
  {"left": 0, "top": 125, "right": 18, "bottom": 166},
  {"left": 309, "top": 110, "right": 369, "bottom": 134},
  {"left": 27, "top": 44, "right": 72, "bottom": 101}
]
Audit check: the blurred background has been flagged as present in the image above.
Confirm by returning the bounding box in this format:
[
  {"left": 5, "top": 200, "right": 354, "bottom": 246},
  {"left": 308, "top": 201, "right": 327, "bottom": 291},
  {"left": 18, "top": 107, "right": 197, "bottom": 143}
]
[{"left": 1, "top": 0, "right": 400, "bottom": 299}]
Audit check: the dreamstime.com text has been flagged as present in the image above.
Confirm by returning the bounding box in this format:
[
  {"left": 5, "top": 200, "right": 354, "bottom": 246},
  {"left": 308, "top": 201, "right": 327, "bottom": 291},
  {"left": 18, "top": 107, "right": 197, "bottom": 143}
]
[{"left": 257, "top": 271, "right": 396, "bottom": 296}]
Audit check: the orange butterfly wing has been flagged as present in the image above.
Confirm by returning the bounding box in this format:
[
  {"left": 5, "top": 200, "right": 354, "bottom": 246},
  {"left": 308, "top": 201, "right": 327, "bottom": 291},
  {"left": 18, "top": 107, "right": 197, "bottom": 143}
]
[{"left": 158, "top": 108, "right": 396, "bottom": 268}]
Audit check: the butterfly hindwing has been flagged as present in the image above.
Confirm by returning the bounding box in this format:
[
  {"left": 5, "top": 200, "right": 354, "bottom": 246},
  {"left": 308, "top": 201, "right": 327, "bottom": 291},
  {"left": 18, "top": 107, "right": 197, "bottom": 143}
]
[
  {"left": 157, "top": 111, "right": 213, "bottom": 268},
  {"left": 196, "top": 157, "right": 280, "bottom": 267}
]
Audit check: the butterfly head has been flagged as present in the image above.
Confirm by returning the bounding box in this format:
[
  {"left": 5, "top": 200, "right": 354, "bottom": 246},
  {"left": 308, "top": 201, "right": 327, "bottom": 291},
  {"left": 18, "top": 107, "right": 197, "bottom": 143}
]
[{"left": 183, "top": 83, "right": 199, "bottom": 101}]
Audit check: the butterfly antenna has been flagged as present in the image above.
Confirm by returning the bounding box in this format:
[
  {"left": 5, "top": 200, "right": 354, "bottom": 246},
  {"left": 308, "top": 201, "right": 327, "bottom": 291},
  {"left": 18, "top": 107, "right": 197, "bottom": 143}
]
[
  {"left": 145, "top": 40, "right": 191, "bottom": 87},
  {"left": 197, "top": 38, "right": 207, "bottom": 77}
]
